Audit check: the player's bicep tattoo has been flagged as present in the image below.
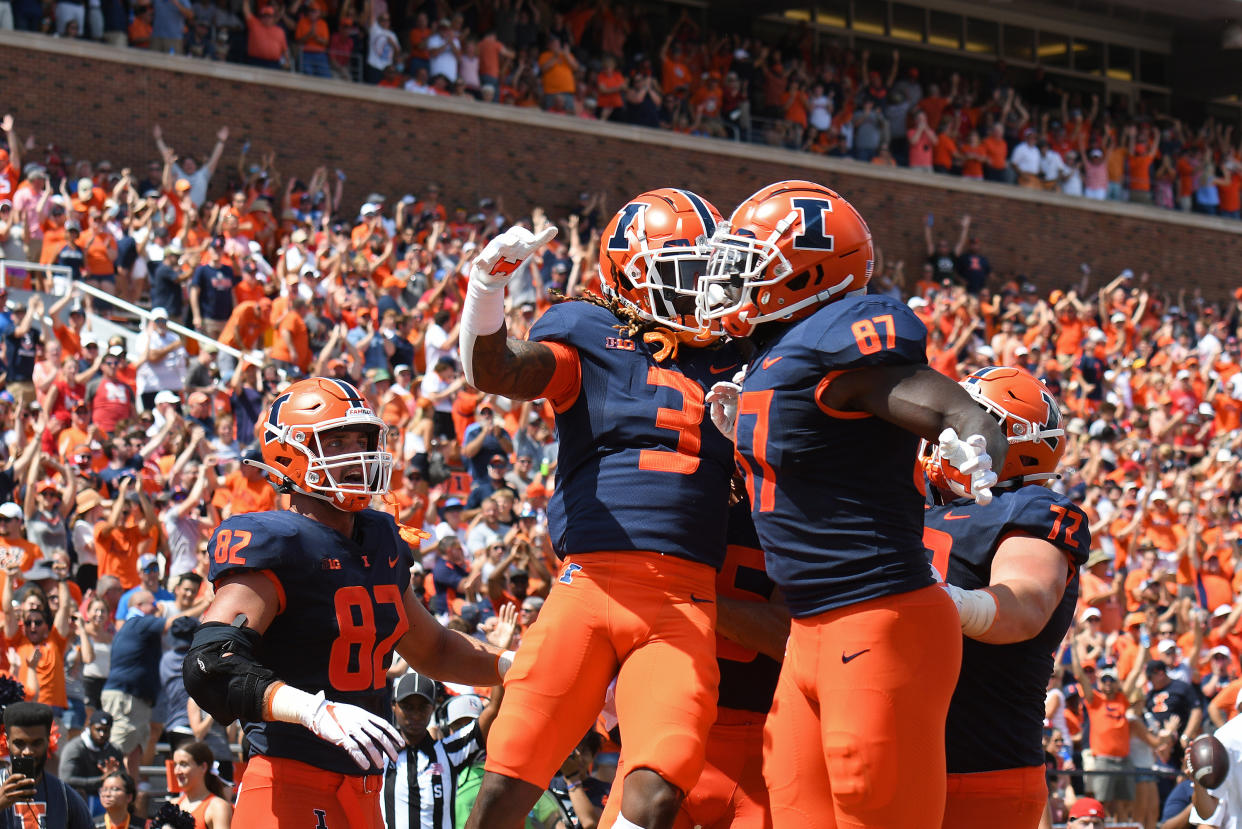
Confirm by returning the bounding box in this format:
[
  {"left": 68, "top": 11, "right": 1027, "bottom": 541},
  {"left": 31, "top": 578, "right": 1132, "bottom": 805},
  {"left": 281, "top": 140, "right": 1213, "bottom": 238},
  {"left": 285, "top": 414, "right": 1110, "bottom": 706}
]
[{"left": 476, "top": 333, "right": 557, "bottom": 400}]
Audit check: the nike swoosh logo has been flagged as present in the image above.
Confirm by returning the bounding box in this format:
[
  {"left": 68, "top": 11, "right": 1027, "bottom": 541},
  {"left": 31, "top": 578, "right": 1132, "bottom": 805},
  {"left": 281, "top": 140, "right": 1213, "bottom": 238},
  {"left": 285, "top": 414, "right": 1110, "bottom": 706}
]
[
  {"left": 762, "top": 356, "right": 783, "bottom": 370},
  {"left": 388, "top": 555, "right": 401, "bottom": 568},
  {"left": 842, "top": 649, "right": 870, "bottom": 663},
  {"left": 710, "top": 363, "right": 739, "bottom": 375},
  {"left": 689, "top": 594, "right": 714, "bottom": 604},
  {"left": 943, "top": 512, "right": 971, "bottom": 521}
]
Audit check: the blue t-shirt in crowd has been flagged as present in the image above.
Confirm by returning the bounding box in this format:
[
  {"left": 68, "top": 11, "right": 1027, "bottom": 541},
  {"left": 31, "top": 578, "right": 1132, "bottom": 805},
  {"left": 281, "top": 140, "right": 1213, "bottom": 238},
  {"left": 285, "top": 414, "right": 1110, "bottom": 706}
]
[
  {"left": 190, "top": 264, "right": 239, "bottom": 322},
  {"left": 102, "top": 614, "right": 165, "bottom": 705}
]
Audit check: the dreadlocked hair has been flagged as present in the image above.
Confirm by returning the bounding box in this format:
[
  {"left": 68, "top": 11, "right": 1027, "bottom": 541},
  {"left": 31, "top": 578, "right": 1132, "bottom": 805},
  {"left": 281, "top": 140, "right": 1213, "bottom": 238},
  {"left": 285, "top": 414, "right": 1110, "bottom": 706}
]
[
  {"left": 549, "top": 290, "right": 684, "bottom": 361},
  {"left": 549, "top": 290, "right": 658, "bottom": 339}
]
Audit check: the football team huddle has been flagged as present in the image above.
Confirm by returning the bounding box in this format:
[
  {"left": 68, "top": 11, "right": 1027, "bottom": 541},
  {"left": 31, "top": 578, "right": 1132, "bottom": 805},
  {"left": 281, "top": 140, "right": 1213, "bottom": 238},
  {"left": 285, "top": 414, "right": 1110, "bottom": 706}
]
[{"left": 184, "top": 179, "right": 1088, "bottom": 829}]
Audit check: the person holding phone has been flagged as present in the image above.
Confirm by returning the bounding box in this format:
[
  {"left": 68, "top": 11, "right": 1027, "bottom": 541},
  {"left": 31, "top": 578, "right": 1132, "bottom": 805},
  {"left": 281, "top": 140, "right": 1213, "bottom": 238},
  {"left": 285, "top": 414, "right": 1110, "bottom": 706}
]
[{"left": 0, "top": 701, "right": 93, "bottom": 827}]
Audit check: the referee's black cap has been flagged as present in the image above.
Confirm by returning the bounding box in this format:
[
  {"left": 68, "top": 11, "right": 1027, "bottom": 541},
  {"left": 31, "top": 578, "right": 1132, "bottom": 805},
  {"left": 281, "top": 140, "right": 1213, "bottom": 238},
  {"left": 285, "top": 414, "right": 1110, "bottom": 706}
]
[{"left": 395, "top": 673, "right": 437, "bottom": 703}]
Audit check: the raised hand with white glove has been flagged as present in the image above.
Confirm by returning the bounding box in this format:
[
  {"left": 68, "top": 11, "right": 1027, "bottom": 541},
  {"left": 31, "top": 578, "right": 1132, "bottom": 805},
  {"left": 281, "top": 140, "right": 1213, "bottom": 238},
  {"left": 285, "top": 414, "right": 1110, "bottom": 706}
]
[
  {"left": 936, "top": 428, "right": 997, "bottom": 506},
  {"left": 461, "top": 225, "right": 558, "bottom": 385},
  {"left": 267, "top": 683, "right": 404, "bottom": 770},
  {"left": 469, "top": 225, "right": 559, "bottom": 293}
]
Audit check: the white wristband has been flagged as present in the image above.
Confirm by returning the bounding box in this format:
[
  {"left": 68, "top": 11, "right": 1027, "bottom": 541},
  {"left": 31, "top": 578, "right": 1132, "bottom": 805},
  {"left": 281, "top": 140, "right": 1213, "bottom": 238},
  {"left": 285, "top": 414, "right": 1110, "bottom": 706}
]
[
  {"left": 498, "top": 649, "right": 517, "bottom": 677},
  {"left": 944, "top": 583, "right": 999, "bottom": 638},
  {"left": 460, "top": 277, "right": 507, "bottom": 387}
]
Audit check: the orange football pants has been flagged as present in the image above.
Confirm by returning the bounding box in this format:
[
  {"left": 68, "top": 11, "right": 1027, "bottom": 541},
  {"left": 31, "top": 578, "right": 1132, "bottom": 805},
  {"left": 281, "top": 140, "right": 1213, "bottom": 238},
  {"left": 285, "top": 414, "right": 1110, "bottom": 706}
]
[
  {"left": 943, "top": 766, "right": 1047, "bottom": 829},
  {"left": 763, "top": 585, "right": 961, "bottom": 829},
  {"left": 486, "top": 552, "right": 720, "bottom": 796},
  {"left": 601, "top": 709, "right": 771, "bottom": 829},
  {"left": 231, "top": 755, "right": 384, "bottom": 829}
]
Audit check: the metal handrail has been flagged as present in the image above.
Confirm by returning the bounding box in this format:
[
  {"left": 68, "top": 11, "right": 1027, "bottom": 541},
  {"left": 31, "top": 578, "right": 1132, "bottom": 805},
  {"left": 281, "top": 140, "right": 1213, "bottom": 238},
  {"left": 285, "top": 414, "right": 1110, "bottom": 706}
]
[{"left": 73, "top": 280, "right": 245, "bottom": 360}]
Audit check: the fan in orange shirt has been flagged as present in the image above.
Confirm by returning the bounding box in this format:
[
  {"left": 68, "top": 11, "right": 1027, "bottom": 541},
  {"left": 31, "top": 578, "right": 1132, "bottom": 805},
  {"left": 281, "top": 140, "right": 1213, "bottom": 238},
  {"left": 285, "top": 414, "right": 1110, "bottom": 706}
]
[{"left": 210, "top": 451, "right": 277, "bottom": 520}]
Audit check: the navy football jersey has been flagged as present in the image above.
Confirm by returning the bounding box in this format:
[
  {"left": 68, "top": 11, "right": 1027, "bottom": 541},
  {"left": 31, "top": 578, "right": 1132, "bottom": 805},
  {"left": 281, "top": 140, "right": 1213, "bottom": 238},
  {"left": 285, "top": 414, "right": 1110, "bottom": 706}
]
[
  {"left": 924, "top": 485, "right": 1091, "bottom": 774},
  {"left": 733, "top": 294, "right": 932, "bottom": 617},
  {"left": 206, "top": 508, "right": 415, "bottom": 775},
  {"left": 715, "top": 497, "right": 781, "bottom": 714},
  {"left": 530, "top": 301, "right": 739, "bottom": 569}
]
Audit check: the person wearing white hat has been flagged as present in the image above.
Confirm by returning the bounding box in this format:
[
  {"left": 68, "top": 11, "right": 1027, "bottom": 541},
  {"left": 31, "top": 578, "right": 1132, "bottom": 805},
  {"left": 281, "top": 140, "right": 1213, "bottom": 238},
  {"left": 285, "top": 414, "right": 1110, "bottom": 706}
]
[{"left": 135, "top": 306, "right": 188, "bottom": 412}]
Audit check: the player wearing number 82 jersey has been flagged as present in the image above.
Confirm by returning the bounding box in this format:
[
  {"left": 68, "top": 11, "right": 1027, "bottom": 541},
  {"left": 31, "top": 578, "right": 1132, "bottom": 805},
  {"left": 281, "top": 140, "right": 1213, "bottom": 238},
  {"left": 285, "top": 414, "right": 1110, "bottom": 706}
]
[{"left": 184, "top": 378, "right": 509, "bottom": 829}]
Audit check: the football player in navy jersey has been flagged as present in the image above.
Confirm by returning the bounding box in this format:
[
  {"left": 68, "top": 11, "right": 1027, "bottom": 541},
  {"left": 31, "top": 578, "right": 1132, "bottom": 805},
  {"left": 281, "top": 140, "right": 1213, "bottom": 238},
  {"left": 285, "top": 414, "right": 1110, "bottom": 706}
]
[
  {"left": 459, "top": 189, "right": 740, "bottom": 829},
  {"left": 921, "top": 366, "right": 1090, "bottom": 829},
  {"left": 696, "top": 180, "right": 1007, "bottom": 829},
  {"left": 182, "top": 377, "right": 512, "bottom": 829}
]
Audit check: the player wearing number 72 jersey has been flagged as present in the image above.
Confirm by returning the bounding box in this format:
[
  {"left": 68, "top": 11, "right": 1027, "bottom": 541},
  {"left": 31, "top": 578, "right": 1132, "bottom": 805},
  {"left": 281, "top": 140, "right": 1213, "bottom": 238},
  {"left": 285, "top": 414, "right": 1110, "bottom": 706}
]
[
  {"left": 922, "top": 366, "right": 1090, "bottom": 829},
  {"left": 460, "top": 189, "right": 740, "bottom": 829},
  {"left": 183, "top": 378, "right": 511, "bottom": 829},
  {"left": 697, "top": 180, "right": 1008, "bottom": 829}
]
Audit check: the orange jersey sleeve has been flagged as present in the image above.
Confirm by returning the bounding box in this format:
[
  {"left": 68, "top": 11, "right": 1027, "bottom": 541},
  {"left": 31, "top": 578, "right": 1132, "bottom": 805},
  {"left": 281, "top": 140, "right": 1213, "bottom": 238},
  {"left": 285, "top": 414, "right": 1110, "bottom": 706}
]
[{"left": 542, "top": 340, "right": 582, "bottom": 412}]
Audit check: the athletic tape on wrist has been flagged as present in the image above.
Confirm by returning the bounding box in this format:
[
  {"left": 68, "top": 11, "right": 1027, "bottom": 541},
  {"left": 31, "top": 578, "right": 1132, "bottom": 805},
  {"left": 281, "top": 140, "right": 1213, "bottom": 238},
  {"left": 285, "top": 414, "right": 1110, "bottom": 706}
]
[{"left": 460, "top": 276, "right": 506, "bottom": 387}]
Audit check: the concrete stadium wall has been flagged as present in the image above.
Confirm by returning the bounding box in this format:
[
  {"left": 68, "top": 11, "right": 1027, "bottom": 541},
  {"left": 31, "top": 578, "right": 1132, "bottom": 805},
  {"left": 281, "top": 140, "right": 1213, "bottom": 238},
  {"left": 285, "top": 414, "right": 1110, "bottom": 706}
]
[{"left": 4, "top": 31, "right": 1241, "bottom": 298}]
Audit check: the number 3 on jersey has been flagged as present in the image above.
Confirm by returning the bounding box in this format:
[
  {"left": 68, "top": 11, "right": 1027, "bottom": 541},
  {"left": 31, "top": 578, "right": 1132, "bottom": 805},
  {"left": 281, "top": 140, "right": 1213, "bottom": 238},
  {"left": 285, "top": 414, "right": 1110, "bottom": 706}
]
[
  {"left": 638, "top": 366, "right": 704, "bottom": 475},
  {"left": 328, "top": 585, "right": 408, "bottom": 691}
]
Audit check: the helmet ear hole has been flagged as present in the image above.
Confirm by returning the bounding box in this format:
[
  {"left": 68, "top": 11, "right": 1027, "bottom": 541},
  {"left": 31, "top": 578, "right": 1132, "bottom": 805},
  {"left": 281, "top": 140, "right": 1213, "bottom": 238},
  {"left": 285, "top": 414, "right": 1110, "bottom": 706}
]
[{"left": 785, "top": 271, "right": 810, "bottom": 293}]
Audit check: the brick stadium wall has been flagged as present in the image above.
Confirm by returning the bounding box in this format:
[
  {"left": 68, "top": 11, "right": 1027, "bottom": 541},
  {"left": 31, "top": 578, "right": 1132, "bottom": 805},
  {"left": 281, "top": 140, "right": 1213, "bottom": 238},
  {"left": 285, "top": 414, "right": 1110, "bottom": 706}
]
[{"left": 4, "top": 32, "right": 1241, "bottom": 299}]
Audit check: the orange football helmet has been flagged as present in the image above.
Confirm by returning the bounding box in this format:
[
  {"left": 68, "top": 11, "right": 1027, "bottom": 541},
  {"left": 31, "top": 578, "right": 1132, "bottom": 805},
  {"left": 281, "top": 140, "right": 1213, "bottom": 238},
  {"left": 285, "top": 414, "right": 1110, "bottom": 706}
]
[
  {"left": 598, "top": 188, "right": 723, "bottom": 341},
  {"left": 249, "top": 377, "right": 393, "bottom": 511},
  {"left": 923, "top": 366, "right": 1066, "bottom": 491},
  {"left": 697, "top": 180, "right": 873, "bottom": 337}
]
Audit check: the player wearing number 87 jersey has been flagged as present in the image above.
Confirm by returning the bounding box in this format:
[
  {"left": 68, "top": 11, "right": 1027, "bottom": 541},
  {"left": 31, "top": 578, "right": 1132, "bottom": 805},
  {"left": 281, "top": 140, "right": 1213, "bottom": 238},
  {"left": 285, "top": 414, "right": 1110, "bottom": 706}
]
[
  {"left": 459, "top": 189, "right": 740, "bottom": 829},
  {"left": 697, "top": 180, "right": 1009, "bottom": 829},
  {"left": 922, "top": 366, "right": 1089, "bottom": 829},
  {"left": 183, "top": 378, "right": 511, "bottom": 829}
]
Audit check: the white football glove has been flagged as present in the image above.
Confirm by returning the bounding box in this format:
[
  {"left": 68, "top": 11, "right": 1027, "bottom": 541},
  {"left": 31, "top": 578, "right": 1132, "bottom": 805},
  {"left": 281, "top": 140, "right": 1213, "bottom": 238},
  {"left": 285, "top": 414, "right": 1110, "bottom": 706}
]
[
  {"left": 705, "top": 381, "right": 741, "bottom": 437},
  {"left": 461, "top": 225, "right": 557, "bottom": 386},
  {"left": 937, "top": 428, "right": 997, "bottom": 506},
  {"left": 469, "top": 226, "right": 558, "bottom": 292},
  {"left": 268, "top": 685, "right": 404, "bottom": 770}
]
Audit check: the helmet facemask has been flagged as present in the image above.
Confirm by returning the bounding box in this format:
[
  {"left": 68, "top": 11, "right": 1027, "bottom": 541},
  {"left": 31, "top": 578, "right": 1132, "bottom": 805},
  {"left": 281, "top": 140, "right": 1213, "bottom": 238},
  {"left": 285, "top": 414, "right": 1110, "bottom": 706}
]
[
  {"left": 300, "top": 425, "right": 394, "bottom": 506},
  {"left": 257, "top": 420, "right": 394, "bottom": 511},
  {"left": 697, "top": 225, "right": 791, "bottom": 331}
]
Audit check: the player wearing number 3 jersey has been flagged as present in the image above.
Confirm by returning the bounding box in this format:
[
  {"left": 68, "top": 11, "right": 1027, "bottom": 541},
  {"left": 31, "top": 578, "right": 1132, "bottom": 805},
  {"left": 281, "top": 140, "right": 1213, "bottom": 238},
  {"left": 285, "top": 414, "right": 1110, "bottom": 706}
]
[
  {"left": 460, "top": 189, "right": 739, "bottom": 829},
  {"left": 922, "top": 366, "right": 1090, "bottom": 829},
  {"left": 183, "top": 378, "right": 510, "bottom": 829},
  {"left": 696, "top": 180, "right": 1008, "bottom": 829}
]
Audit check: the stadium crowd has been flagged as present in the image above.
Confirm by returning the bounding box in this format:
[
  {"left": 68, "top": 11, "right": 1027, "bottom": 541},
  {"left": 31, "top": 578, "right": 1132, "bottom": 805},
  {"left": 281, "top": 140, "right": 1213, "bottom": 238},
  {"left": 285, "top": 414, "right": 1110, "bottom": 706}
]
[
  {"left": 0, "top": 103, "right": 1240, "bottom": 826},
  {"left": 5, "top": 0, "right": 1242, "bottom": 219}
]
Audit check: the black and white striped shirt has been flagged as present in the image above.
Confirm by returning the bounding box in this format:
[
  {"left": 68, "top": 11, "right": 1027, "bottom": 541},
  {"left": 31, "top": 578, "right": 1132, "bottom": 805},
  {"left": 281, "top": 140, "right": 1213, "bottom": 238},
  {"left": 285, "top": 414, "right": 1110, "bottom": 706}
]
[{"left": 380, "top": 724, "right": 481, "bottom": 829}]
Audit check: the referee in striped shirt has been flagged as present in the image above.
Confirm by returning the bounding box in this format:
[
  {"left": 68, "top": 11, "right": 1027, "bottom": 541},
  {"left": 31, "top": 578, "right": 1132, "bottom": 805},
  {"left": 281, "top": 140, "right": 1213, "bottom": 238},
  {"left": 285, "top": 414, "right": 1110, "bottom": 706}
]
[{"left": 381, "top": 673, "right": 500, "bottom": 829}]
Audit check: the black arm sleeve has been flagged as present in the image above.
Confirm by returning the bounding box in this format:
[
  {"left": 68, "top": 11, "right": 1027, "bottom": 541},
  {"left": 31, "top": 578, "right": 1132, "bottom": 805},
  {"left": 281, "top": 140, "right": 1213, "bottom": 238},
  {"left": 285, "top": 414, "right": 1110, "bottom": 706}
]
[{"left": 182, "top": 619, "right": 279, "bottom": 725}]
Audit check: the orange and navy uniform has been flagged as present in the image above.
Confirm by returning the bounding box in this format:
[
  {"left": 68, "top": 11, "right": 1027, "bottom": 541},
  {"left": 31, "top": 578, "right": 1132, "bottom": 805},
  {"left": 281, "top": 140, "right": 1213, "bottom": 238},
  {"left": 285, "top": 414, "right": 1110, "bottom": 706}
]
[
  {"left": 603, "top": 498, "right": 780, "bottom": 829},
  {"left": 206, "top": 509, "right": 414, "bottom": 828},
  {"left": 733, "top": 293, "right": 962, "bottom": 829},
  {"left": 925, "top": 485, "right": 1090, "bottom": 829},
  {"left": 484, "top": 300, "right": 739, "bottom": 800}
]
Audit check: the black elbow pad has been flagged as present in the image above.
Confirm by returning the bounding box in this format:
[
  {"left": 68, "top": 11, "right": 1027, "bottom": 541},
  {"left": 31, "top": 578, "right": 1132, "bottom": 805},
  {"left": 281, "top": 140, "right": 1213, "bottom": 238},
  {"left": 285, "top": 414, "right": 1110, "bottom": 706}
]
[{"left": 182, "top": 621, "right": 278, "bottom": 724}]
